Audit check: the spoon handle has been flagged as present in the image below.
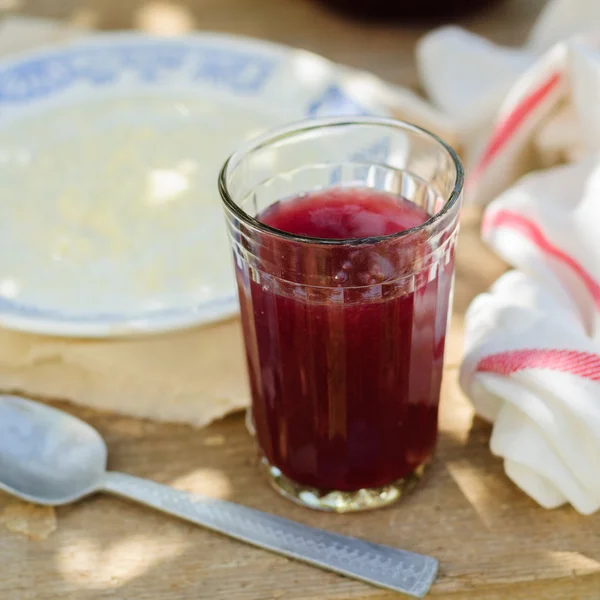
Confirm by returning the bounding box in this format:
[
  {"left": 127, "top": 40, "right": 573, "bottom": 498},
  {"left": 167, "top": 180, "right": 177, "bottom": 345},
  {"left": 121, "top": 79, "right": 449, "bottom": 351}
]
[{"left": 102, "top": 471, "right": 437, "bottom": 597}]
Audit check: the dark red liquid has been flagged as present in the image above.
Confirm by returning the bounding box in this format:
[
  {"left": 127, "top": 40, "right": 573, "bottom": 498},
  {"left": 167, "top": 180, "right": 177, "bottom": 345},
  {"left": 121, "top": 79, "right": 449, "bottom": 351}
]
[{"left": 237, "top": 188, "right": 454, "bottom": 491}]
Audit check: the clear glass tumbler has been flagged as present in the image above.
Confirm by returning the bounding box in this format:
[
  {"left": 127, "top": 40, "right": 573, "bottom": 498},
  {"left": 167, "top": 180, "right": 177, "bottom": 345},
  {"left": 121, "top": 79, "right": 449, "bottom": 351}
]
[{"left": 219, "top": 117, "right": 463, "bottom": 512}]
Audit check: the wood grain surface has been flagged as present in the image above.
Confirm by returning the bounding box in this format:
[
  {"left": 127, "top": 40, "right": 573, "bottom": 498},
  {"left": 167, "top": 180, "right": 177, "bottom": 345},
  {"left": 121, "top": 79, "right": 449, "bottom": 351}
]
[{"left": 1, "top": 0, "right": 599, "bottom": 599}]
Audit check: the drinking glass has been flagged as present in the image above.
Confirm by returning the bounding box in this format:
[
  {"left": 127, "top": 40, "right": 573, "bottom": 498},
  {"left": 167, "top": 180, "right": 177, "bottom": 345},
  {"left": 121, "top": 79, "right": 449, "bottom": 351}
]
[{"left": 219, "top": 117, "right": 463, "bottom": 512}]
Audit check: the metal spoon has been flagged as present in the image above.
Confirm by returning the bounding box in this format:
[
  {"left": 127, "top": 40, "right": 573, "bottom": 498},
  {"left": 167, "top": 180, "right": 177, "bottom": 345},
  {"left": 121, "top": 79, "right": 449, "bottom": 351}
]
[{"left": 0, "top": 395, "right": 438, "bottom": 597}]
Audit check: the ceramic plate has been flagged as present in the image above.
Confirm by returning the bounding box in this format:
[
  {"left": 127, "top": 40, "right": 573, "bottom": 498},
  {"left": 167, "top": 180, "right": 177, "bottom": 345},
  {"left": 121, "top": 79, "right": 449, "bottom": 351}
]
[{"left": 0, "top": 32, "right": 393, "bottom": 338}]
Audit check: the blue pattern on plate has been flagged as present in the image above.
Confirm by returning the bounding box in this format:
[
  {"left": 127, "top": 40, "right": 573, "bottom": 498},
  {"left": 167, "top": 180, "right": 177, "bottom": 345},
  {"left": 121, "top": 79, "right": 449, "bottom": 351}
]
[
  {"left": 329, "top": 136, "right": 391, "bottom": 184},
  {"left": 307, "top": 83, "right": 369, "bottom": 117},
  {"left": 0, "top": 44, "right": 277, "bottom": 102}
]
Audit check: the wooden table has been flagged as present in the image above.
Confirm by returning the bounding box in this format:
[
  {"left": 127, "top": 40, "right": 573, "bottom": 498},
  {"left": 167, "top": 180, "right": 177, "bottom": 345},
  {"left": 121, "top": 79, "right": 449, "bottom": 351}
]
[{"left": 2, "top": 0, "right": 600, "bottom": 598}]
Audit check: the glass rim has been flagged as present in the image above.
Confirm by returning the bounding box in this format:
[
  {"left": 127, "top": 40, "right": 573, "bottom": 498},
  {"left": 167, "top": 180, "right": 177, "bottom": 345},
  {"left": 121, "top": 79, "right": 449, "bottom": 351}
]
[{"left": 218, "top": 116, "right": 464, "bottom": 246}]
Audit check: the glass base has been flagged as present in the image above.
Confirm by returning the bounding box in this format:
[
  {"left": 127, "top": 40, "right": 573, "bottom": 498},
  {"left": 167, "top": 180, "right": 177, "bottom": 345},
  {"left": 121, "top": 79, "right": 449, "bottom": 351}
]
[{"left": 259, "top": 456, "right": 429, "bottom": 513}]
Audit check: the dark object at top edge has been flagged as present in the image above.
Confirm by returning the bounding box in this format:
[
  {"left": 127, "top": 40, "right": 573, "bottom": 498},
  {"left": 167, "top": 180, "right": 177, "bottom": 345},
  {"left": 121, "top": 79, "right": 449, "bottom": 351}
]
[{"left": 315, "top": 0, "right": 505, "bottom": 23}]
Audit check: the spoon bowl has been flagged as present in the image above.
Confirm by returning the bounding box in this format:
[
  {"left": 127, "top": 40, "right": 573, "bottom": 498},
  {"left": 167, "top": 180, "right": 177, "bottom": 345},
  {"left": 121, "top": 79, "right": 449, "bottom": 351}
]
[{"left": 0, "top": 396, "right": 106, "bottom": 505}]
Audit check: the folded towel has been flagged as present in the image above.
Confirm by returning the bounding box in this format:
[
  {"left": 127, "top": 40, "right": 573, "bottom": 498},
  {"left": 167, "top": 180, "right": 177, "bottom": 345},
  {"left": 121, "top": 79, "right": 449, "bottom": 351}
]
[
  {"left": 420, "top": 0, "right": 600, "bottom": 513},
  {"left": 460, "top": 157, "right": 600, "bottom": 514}
]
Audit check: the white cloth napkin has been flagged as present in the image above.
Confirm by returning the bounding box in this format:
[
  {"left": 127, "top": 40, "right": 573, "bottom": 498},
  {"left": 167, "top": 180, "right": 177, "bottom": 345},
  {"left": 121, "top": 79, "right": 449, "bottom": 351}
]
[
  {"left": 417, "top": 0, "right": 600, "bottom": 206},
  {"left": 419, "top": 0, "right": 600, "bottom": 514},
  {"left": 460, "top": 158, "right": 600, "bottom": 514}
]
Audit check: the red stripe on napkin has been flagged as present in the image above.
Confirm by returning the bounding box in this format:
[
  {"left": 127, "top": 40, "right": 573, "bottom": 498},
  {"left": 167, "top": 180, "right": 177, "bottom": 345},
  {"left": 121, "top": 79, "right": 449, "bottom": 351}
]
[
  {"left": 469, "top": 72, "right": 562, "bottom": 182},
  {"left": 483, "top": 209, "right": 600, "bottom": 308},
  {"left": 477, "top": 349, "right": 600, "bottom": 382}
]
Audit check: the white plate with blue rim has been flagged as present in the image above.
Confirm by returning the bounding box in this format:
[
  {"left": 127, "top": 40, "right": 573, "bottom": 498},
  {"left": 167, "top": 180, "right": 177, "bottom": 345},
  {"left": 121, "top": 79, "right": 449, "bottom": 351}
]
[{"left": 0, "top": 31, "right": 399, "bottom": 338}]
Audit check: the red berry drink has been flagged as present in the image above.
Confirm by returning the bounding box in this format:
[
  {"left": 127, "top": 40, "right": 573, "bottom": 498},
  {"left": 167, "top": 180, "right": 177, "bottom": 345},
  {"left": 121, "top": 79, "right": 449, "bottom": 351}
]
[
  {"left": 239, "top": 188, "right": 453, "bottom": 493},
  {"left": 220, "top": 118, "right": 463, "bottom": 512}
]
